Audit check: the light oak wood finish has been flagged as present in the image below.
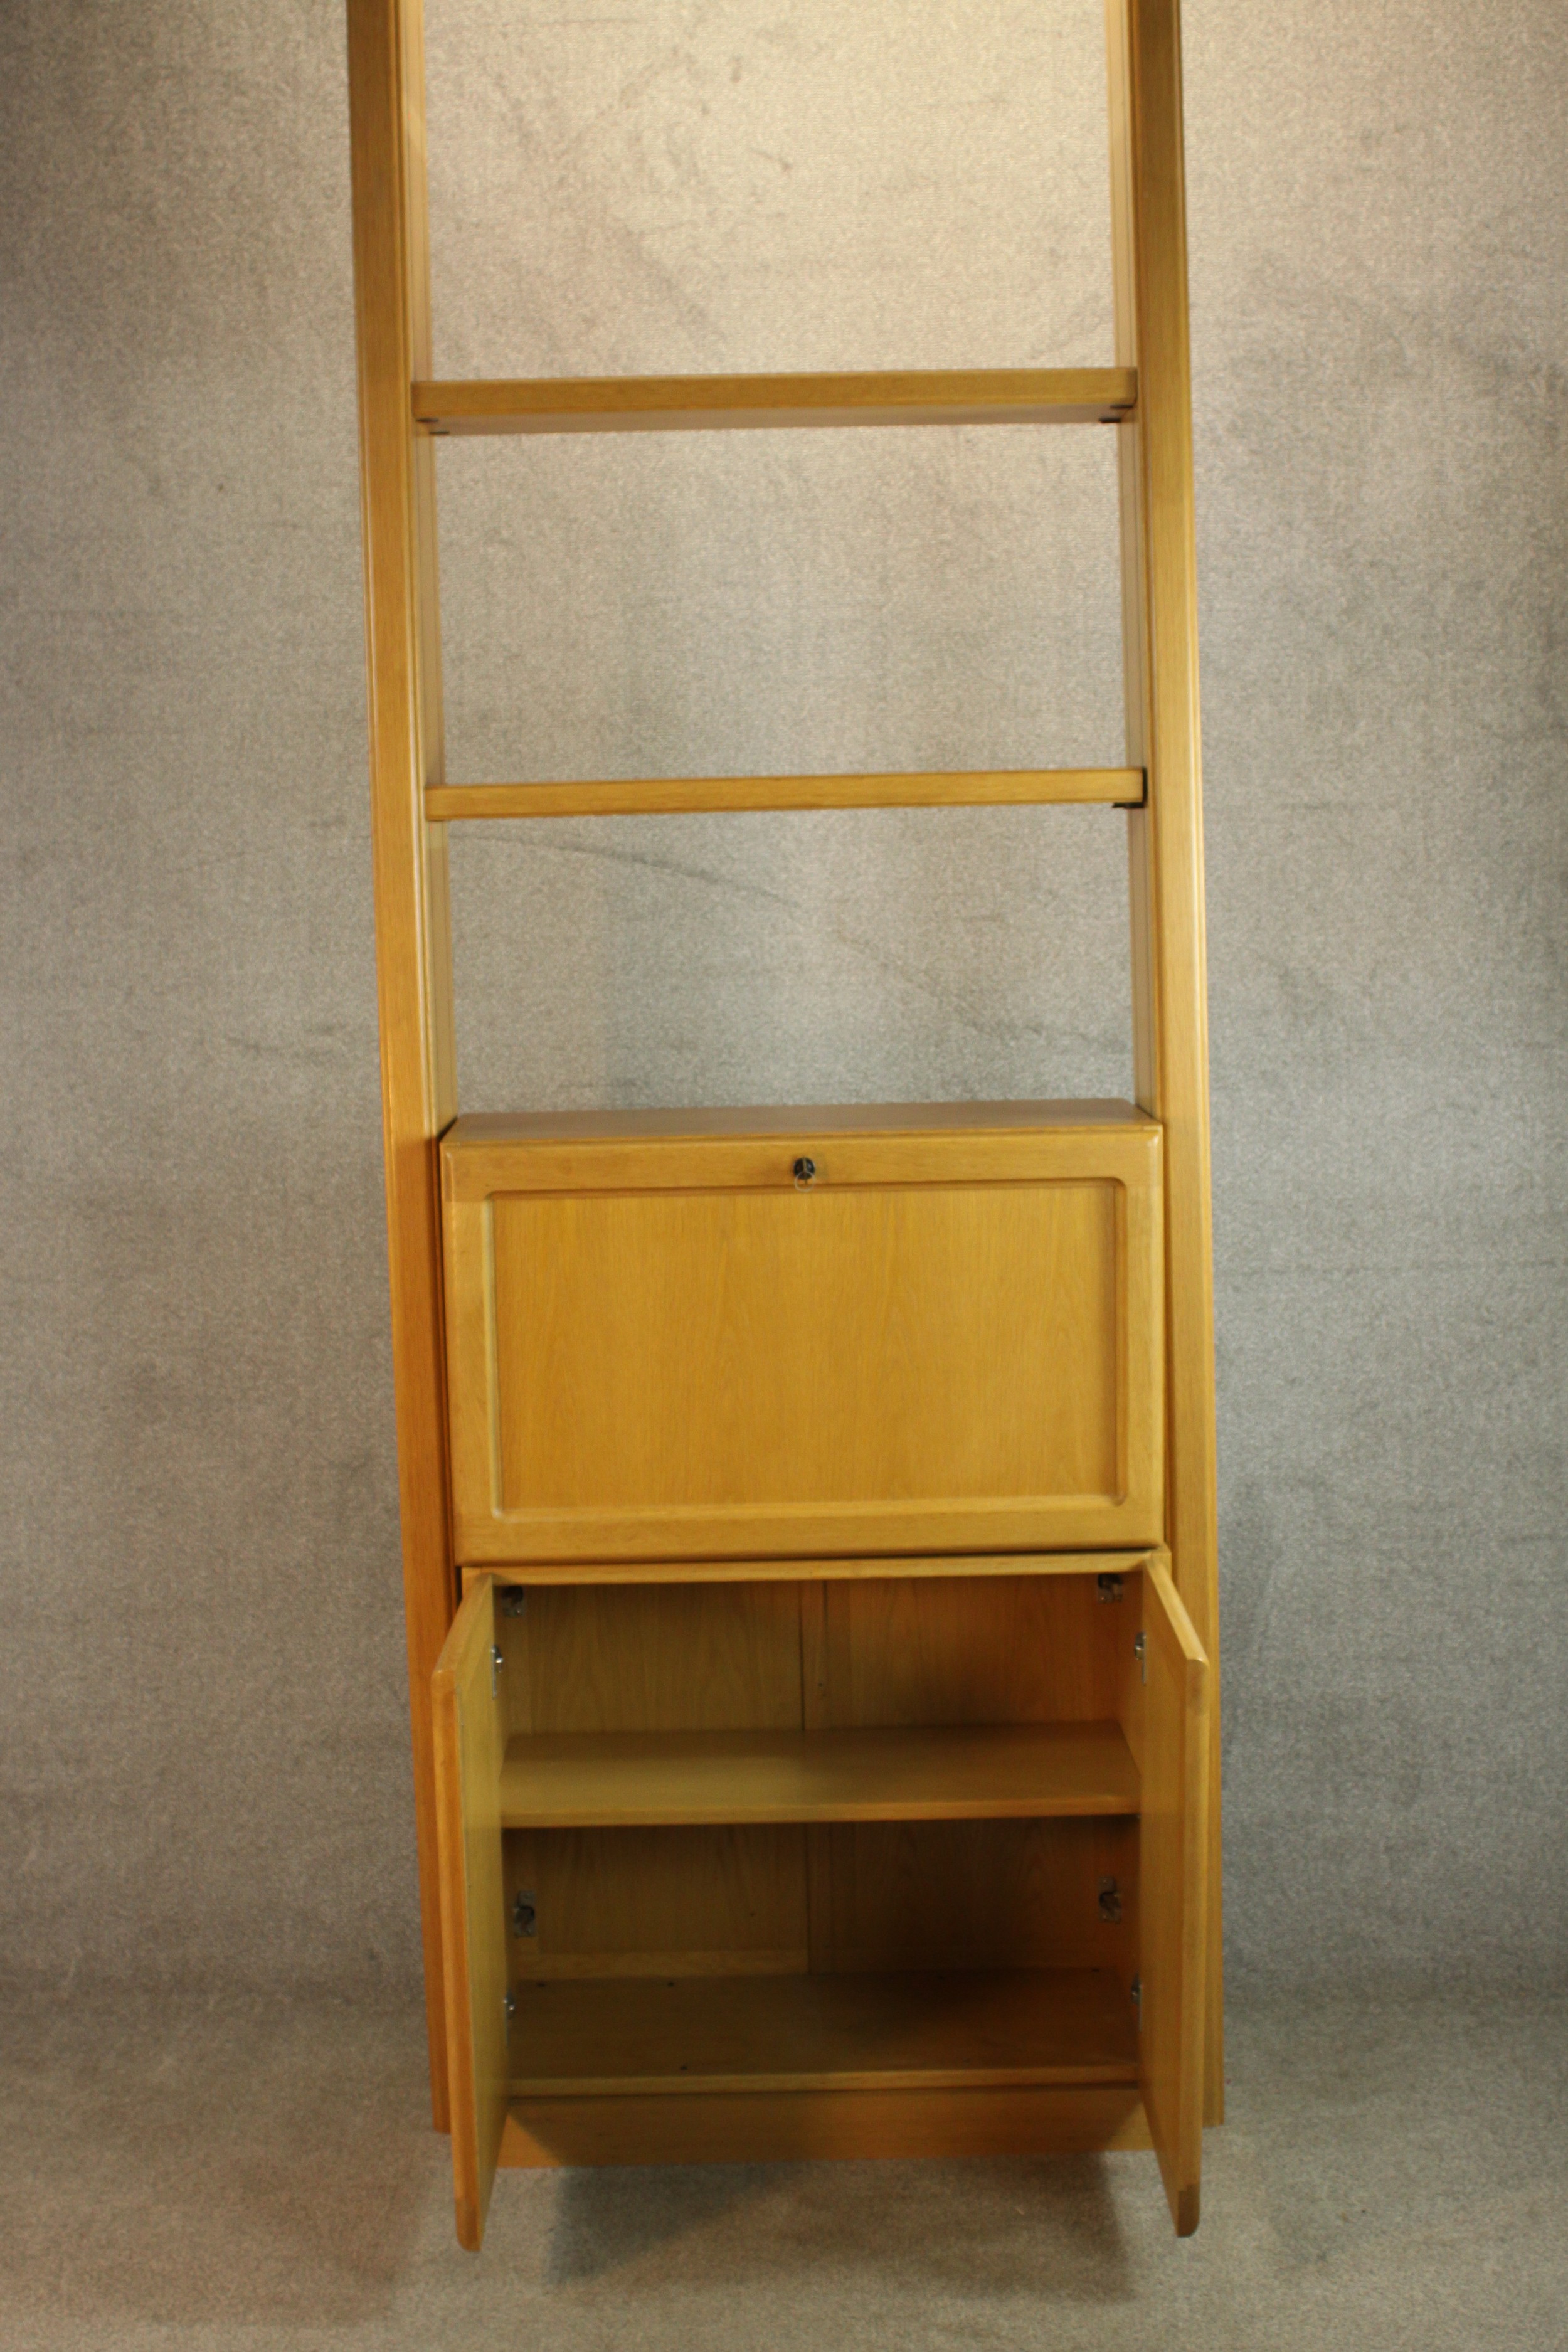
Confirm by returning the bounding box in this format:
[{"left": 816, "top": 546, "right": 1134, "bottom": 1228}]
[
  {"left": 813, "top": 1817, "right": 1138, "bottom": 1978},
  {"left": 800, "top": 1581, "right": 835, "bottom": 1974},
  {"left": 442, "top": 1107, "right": 1163, "bottom": 1564},
  {"left": 516, "top": 1581, "right": 805, "bottom": 1734},
  {"left": 497, "top": 1722, "right": 1140, "bottom": 1828},
  {"left": 804, "top": 1575, "right": 1143, "bottom": 1978},
  {"left": 432, "top": 1578, "right": 507, "bottom": 2252},
  {"left": 510, "top": 1824, "right": 808, "bottom": 1982},
  {"left": 414, "top": 368, "right": 1136, "bottom": 436},
  {"left": 508, "top": 1581, "right": 809, "bottom": 1986},
  {"left": 1107, "top": 0, "right": 1223, "bottom": 2122},
  {"left": 500, "top": 1572, "right": 1142, "bottom": 1991},
  {"left": 444, "top": 1095, "right": 1155, "bottom": 1179},
  {"left": 437, "top": 1569, "right": 1203, "bottom": 2222},
  {"left": 808, "top": 1576, "right": 1140, "bottom": 1980},
  {"left": 502, "top": 1969, "right": 1136, "bottom": 2097},
  {"left": 499, "top": 2084, "right": 1152, "bottom": 2167},
  {"left": 350, "top": 0, "right": 1223, "bottom": 2241},
  {"left": 819, "top": 1572, "right": 1127, "bottom": 1729},
  {"left": 470, "top": 1550, "right": 1153, "bottom": 1591},
  {"left": 425, "top": 768, "right": 1143, "bottom": 820},
  {"left": 1136, "top": 1552, "right": 1209, "bottom": 2235},
  {"left": 346, "top": 0, "right": 458, "bottom": 2131}
]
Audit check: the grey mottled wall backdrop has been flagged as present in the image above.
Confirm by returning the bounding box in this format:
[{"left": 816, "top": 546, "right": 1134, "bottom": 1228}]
[{"left": 2, "top": 0, "right": 1564, "bottom": 2000}]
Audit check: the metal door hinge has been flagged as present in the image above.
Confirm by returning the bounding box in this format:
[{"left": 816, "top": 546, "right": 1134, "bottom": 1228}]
[
  {"left": 512, "top": 1890, "right": 538, "bottom": 1939},
  {"left": 490, "top": 1643, "right": 504, "bottom": 1698},
  {"left": 501, "top": 1589, "right": 528, "bottom": 1618},
  {"left": 1098, "top": 1877, "right": 1122, "bottom": 1923},
  {"left": 1133, "top": 1629, "right": 1147, "bottom": 1683},
  {"left": 1097, "top": 1572, "right": 1124, "bottom": 1603},
  {"left": 1130, "top": 1974, "right": 1142, "bottom": 2021}
]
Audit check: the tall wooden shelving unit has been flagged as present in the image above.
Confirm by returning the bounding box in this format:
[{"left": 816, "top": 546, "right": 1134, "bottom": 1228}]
[{"left": 347, "top": 0, "right": 1221, "bottom": 2250}]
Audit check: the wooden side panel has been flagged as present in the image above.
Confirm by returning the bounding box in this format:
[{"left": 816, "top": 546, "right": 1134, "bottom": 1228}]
[
  {"left": 444, "top": 1123, "right": 1163, "bottom": 1563},
  {"left": 1136, "top": 1552, "right": 1209, "bottom": 2235},
  {"left": 1107, "top": 0, "right": 1224, "bottom": 2120},
  {"left": 346, "top": 0, "right": 458, "bottom": 2126},
  {"left": 432, "top": 1578, "right": 507, "bottom": 2250}
]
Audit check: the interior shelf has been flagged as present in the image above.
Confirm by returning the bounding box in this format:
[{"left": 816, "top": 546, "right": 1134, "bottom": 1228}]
[
  {"left": 498, "top": 1720, "right": 1139, "bottom": 1828},
  {"left": 506, "top": 1968, "right": 1138, "bottom": 2097}
]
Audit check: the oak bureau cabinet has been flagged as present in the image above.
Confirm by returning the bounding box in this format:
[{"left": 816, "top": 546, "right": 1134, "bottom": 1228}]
[{"left": 347, "top": 0, "right": 1221, "bottom": 2251}]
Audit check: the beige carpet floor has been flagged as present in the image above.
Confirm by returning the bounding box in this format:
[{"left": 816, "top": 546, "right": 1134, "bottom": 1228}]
[{"left": 2, "top": 1986, "right": 1562, "bottom": 2351}]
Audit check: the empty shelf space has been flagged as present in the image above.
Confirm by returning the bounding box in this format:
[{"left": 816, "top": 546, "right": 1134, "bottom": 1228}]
[
  {"left": 425, "top": 768, "right": 1143, "bottom": 820},
  {"left": 505, "top": 1968, "right": 1138, "bottom": 2097},
  {"left": 413, "top": 367, "right": 1136, "bottom": 437},
  {"left": 498, "top": 1720, "right": 1138, "bottom": 1828}
]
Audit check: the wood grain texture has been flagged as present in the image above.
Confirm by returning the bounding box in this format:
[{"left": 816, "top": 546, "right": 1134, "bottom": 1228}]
[
  {"left": 490, "top": 1187, "right": 1120, "bottom": 1505},
  {"left": 519, "top": 1582, "right": 805, "bottom": 1733},
  {"left": 432, "top": 1577, "right": 507, "bottom": 2251},
  {"left": 1138, "top": 1551, "right": 1209, "bottom": 2236},
  {"left": 814, "top": 1818, "right": 1137, "bottom": 1976},
  {"left": 443, "top": 1114, "right": 1163, "bottom": 1563},
  {"left": 509, "top": 1583, "right": 809, "bottom": 1981},
  {"left": 499, "top": 2084, "right": 1152, "bottom": 2166},
  {"left": 445, "top": 1096, "right": 1155, "bottom": 1172},
  {"left": 425, "top": 769, "right": 1143, "bottom": 819},
  {"left": 414, "top": 368, "right": 1136, "bottom": 435},
  {"left": 1107, "top": 0, "right": 1224, "bottom": 2122},
  {"left": 468, "top": 1551, "right": 1153, "bottom": 1591},
  {"left": 443, "top": 1101, "right": 1158, "bottom": 1203},
  {"left": 820, "top": 1574, "right": 1126, "bottom": 1729},
  {"left": 502, "top": 1969, "right": 1136, "bottom": 2095},
  {"left": 509, "top": 1824, "right": 808, "bottom": 1981},
  {"left": 497, "top": 1722, "right": 1140, "bottom": 1828},
  {"left": 806, "top": 1573, "right": 1138, "bottom": 1979},
  {"left": 346, "top": 0, "right": 458, "bottom": 2131},
  {"left": 799, "top": 1582, "right": 835, "bottom": 1973}
]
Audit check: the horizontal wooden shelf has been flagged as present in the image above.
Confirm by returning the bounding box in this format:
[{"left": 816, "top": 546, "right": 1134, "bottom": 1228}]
[
  {"left": 505, "top": 1968, "right": 1138, "bottom": 2097},
  {"left": 499, "top": 1720, "right": 1138, "bottom": 1828},
  {"left": 414, "top": 367, "right": 1136, "bottom": 437},
  {"left": 469, "top": 1550, "right": 1152, "bottom": 1591},
  {"left": 425, "top": 768, "right": 1143, "bottom": 820}
]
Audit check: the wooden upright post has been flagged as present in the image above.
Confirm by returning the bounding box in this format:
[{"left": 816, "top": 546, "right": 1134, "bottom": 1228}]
[
  {"left": 346, "top": 0, "right": 459, "bottom": 2126},
  {"left": 1106, "top": 0, "right": 1224, "bottom": 2122}
]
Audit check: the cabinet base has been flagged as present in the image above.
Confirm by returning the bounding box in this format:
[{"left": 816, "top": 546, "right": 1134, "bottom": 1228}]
[{"left": 499, "top": 2084, "right": 1153, "bottom": 2167}]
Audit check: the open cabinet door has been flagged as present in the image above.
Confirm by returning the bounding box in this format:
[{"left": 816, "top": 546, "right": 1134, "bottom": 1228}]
[
  {"left": 1140, "top": 1553, "right": 1210, "bottom": 2234},
  {"left": 433, "top": 1574, "right": 507, "bottom": 2250}
]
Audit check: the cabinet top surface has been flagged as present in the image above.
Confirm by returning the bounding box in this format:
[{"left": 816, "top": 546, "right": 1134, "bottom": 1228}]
[{"left": 444, "top": 1099, "right": 1156, "bottom": 1153}]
